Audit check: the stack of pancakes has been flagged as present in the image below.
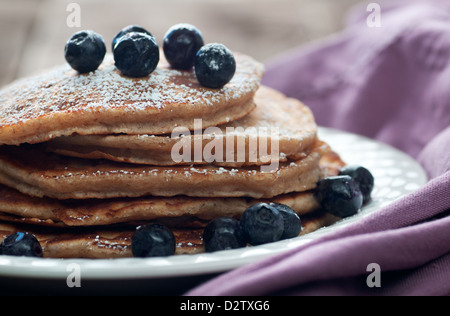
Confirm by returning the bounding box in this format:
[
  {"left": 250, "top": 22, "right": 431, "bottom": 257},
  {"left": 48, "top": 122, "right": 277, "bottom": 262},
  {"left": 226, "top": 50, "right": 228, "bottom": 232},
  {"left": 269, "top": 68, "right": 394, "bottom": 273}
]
[{"left": 0, "top": 52, "right": 344, "bottom": 258}]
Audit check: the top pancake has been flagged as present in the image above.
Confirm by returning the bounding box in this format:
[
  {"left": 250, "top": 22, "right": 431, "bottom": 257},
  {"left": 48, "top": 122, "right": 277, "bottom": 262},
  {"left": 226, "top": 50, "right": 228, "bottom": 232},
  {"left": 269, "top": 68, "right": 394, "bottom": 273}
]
[{"left": 0, "top": 52, "right": 264, "bottom": 146}]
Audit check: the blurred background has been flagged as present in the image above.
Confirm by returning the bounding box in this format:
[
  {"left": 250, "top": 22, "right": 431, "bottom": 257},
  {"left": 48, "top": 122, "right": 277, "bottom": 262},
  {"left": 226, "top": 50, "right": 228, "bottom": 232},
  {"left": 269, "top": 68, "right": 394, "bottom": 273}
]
[{"left": 0, "top": 0, "right": 366, "bottom": 87}]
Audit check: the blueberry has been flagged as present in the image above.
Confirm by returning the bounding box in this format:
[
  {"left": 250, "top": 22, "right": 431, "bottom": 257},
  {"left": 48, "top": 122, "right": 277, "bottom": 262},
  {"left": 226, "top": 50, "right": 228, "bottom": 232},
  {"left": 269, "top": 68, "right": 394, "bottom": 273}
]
[
  {"left": 163, "top": 23, "right": 204, "bottom": 70},
  {"left": 64, "top": 30, "right": 106, "bottom": 73},
  {"left": 203, "top": 217, "right": 246, "bottom": 252},
  {"left": 0, "top": 232, "right": 43, "bottom": 257},
  {"left": 339, "top": 165, "right": 374, "bottom": 204},
  {"left": 240, "top": 203, "right": 284, "bottom": 246},
  {"left": 113, "top": 32, "right": 159, "bottom": 77},
  {"left": 269, "top": 203, "right": 302, "bottom": 239},
  {"left": 314, "top": 175, "right": 363, "bottom": 218},
  {"left": 194, "top": 43, "right": 236, "bottom": 88},
  {"left": 131, "top": 224, "right": 176, "bottom": 257},
  {"left": 112, "top": 25, "right": 153, "bottom": 52}
]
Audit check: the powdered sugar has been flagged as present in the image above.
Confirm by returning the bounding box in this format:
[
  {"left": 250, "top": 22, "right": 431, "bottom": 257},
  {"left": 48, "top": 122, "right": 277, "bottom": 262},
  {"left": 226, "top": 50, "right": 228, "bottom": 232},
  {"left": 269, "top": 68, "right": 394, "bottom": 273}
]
[{"left": 0, "top": 52, "right": 264, "bottom": 126}]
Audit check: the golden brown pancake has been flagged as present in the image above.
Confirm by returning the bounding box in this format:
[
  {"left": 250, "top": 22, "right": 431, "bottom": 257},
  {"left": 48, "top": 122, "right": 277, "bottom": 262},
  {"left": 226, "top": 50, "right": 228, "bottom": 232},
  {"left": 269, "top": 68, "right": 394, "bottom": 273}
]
[
  {"left": 0, "top": 185, "right": 319, "bottom": 228},
  {"left": 0, "top": 52, "right": 264, "bottom": 146},
  {"left": 0, "top": 140, "right": 332, "bottom": 200},
  {"left": 0, "top": 149, "right": 344, "bottom": 228},
  {"left": 45, "top": 86, "right": 317, "bottom": 167},
  {"left": 0, "top": 210, "right": 340, "bottom": 258}
]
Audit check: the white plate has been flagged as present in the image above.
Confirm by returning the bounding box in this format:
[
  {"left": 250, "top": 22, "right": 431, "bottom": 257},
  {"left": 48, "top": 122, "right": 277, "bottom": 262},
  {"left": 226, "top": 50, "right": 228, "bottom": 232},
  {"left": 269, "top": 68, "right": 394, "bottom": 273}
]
[{"left": 0, "top": 127, "right": 428, "bottom": 283}]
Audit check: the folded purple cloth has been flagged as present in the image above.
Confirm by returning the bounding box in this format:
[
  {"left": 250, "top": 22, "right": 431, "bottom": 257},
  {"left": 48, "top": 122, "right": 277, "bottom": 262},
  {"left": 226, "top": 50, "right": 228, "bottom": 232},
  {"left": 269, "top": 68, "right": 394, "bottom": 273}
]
[{"left": 186, "top": 0, "right": 450, "bottom": 296}]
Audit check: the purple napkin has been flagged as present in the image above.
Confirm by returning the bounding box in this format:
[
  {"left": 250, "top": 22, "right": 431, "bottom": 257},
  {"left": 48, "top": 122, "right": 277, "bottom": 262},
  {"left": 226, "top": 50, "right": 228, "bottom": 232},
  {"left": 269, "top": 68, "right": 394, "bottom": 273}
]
[{"left": 186, "top": 0, "right": 450, "bottom": 296}]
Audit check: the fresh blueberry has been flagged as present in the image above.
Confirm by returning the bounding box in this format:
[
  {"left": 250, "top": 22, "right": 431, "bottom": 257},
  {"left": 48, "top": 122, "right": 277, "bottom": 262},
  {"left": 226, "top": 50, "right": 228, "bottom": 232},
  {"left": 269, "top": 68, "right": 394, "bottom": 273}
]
[
  {"left": 314, "top": 175, "right": 363, "bottom": 218},
  {"left": 0, "top": 232, "right": 43, "bottom": 257},
  {"left": 163, "top": 23, "right": 204, "bottom": 70},
  {"left": 64, "top": 30, "right": 106, "bottom": 73},
  {"left": 112, "top": 25, "right": 153, "bottom": 52},
  {"left": 339, "top": 165, "right": 374, "bottom": 204},
  {"left": 203, "top": 217, "right": 246, "bottom": 252},
  {"left": 131, "top": 224, "right": 176, "bottom": 257},
  {"left": 240, "top": 203, "right": 284, "bottom": 246},
  {"left": 269, "top": 203, "right": 302, "bottom": 239},
  {"left": 113, "top": 32, "right": 159, "bottom": 77},
  {"left": 194, "top": 43, "right": 236, "bottom": 88}
]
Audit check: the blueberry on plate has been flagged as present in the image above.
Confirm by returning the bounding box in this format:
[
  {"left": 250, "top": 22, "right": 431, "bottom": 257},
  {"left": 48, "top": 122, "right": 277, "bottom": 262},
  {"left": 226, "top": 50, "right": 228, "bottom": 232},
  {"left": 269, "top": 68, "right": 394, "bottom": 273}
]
[
  {"left": 163, "top": 23, "right": 204, "bottom": 70},
  {"left": 269, "top": 203, "right": 302, "bottom": 239},
  {"left": 314, "top": 175, "right": 363, "bottom": 218},
  {"left": 203, "top": 217, "right": 246, "bottom": 252},
  {"left": 64, "top": 30, "right": 106, "bottom": 73},
  {"left": 339, "top": 165, "right": 374, "bottom": 204},
  {"left": 112, "top": 25, "right": 153, "bottom": 52},
  {"left": 194, "top": 43, "right": 236, "bottom": 89},
  {"left": 0, "top": 232, "right": 43, "bottom": 257},
  {"left": 131, "top": 224, "right": 176, "bottom": 258},
  {"left": 113, "top": 32, "right": 159, "bottom": 77},
  {"left": 240, "top": 203, "right": 284, "bottom": 246}
]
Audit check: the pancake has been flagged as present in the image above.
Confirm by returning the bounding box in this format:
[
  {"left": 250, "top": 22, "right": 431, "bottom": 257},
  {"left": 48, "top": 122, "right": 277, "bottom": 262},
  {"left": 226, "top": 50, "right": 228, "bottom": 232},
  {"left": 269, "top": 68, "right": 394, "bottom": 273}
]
[
  {"left": 45, "top": 86, "right": 318, "bottom": 167},
  {"left": 0, "top": 140, "right": 333, "bottom": 200},
  {"left": 0, "top": 221, "right": 200, "bottom": 258},
  {"left": 0, "top": 149, "right": 344, "bottom": 228},
  {"left": 0, "top": 52, "right": 264, "bottom": 146},
  {"left": 0, "top": 186, "right": 319, "bottom": 228},
  {"left": 0, "top": 210, "right": 340, "bottom": 258}
]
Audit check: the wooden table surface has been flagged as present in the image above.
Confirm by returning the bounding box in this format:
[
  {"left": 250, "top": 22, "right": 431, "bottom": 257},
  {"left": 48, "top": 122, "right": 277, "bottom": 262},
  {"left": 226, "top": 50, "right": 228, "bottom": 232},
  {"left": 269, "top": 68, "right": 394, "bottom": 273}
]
[{"left": 0, "top": 0, "right": 363, "bottom": 88}]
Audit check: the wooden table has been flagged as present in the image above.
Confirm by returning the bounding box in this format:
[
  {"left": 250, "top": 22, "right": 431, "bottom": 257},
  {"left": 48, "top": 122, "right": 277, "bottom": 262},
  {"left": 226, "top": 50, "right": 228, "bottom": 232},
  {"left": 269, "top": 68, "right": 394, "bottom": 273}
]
[{"left": 0, "top": 0, "right": 362, "bottom": 88}]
